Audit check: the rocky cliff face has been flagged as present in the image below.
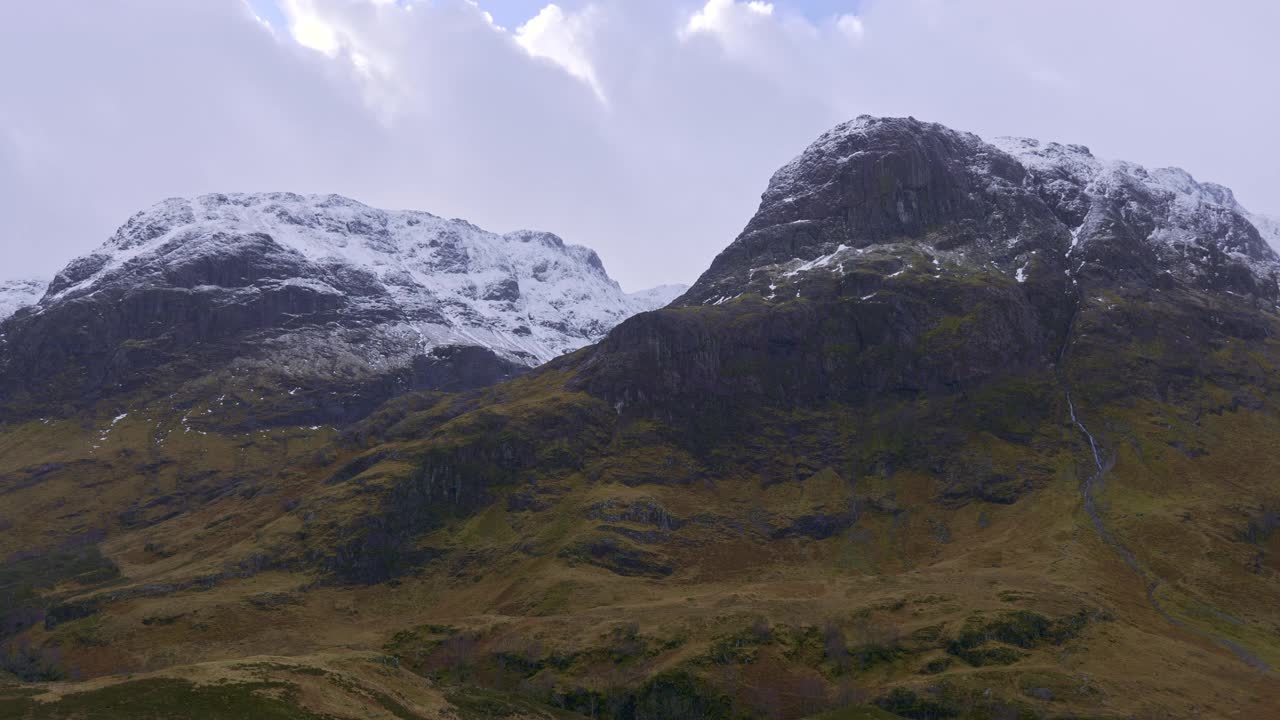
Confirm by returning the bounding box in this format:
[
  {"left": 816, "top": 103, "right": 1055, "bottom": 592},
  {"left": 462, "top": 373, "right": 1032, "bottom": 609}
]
[{"left": 0, "top": 193, "right": 683, "bottom": 422}]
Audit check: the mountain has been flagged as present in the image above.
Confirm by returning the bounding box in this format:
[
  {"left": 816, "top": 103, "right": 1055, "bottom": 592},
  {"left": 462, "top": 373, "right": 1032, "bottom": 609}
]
[
  {"left": 626, "top": 283, "right": 691, "bottom": 308},
  {"left": 684, "top": 117, "right": 1277, "bottom": 307},
  {"left": 0, "top": 279, "right": 46, "bottom": 322},
  {"left": 3, "top": 119, "right": 1279, "bottom": 720},
  {"left": 0, "top": 192, "right": 682, "bottom": 424}
]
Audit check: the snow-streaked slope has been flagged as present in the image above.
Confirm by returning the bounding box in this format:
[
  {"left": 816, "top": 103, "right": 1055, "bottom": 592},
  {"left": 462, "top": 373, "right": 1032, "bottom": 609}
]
[
  {"left": 0, "top": 279, "right": 46, "bottom": 321},
  {"left": 991, "top": 136, "right": 1277, "bottom": 273},
  {"left": 43, "top": 193, "right": 673, "bottom": 368},
  {"left": 1250, "top": 212, "right": 1280, "bottom": 255}
]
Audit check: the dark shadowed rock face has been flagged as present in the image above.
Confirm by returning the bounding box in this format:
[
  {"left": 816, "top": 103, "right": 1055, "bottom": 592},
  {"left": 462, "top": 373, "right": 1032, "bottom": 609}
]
[
  {"left": 579, "top": 273, "right": 1049, "bottom": 414},
  {"left": 0, "top": 193, "right": 685, "bottom": 424}
]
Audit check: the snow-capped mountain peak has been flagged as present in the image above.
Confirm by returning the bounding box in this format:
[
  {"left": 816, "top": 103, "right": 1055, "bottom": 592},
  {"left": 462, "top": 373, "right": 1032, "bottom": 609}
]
[
  {"left": 1, "top": 192, "right": 686, "bottom": 422},
  {"left": 684, "top": 116, "right": 1279, "bottom": 305},
  {"left": 42, "top": 192, "right": 680, "bottom": 367},
  {"left": 0, "top": 278, "right": 47, "bottom": 322},
  {"left": 625, "top": 284, "right": 688, "bottom": 308}
]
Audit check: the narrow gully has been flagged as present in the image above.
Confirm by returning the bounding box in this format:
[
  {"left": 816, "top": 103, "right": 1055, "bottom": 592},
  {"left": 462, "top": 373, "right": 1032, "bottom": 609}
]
[{"left": 1063, "top": 371, "right": 1269, "bottom": 671}]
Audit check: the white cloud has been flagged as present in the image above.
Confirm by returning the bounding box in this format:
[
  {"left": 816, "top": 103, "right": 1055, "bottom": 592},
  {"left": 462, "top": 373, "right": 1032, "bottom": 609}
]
[
  {"left": 835, "top": 14, "right": 864, "bottom": 41},
  {"left": 683, "top": 0, "right": 775, "bottom": 45},
  {"left": 515, "top": 4, "right": 606, "bottom": 101},
  {"left": 280, "top": 0, "right": 343, "bottom": 54},
  {"left": 0, "top": 0, "right": 1277, "bottom": 293},
  {"left": 686, "top": 0, "right": 774, "bottom": 34}
]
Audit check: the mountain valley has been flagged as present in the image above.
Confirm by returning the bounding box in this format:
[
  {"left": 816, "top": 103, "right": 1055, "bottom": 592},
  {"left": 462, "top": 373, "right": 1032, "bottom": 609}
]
[{"left": 2, "top": 117, "right": 1279, "bottom": 720}]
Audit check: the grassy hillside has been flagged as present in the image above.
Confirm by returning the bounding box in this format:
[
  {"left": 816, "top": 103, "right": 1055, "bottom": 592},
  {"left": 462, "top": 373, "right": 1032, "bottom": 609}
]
[{"left": 2, "top": 261, "right": 1279, "bottom": 719}]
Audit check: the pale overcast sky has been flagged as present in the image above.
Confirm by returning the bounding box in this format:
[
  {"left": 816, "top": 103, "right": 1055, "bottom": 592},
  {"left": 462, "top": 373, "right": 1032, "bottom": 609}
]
[{"left": 1, "top": 0, "right": 1277, "bottom": 290}]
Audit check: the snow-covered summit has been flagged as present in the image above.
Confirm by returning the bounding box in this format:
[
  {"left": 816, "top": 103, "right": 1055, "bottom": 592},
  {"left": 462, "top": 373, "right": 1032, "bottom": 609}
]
[
  {"left": 42, "top": 192, "right": 674, "bottom": 368},
  {"left": 684, "top": 116, "right": 1279, "bottom": 305},
  {"left": 0, "top": 279, "right": 47, "bottom": 322}
]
